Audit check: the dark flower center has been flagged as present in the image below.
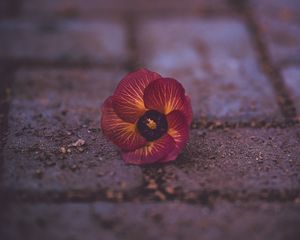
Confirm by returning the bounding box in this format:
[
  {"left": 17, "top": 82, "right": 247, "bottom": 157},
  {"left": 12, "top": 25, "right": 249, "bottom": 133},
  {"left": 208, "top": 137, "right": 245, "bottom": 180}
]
[{"left": 137, "top": 110, "right": 168, "bottom": 141}]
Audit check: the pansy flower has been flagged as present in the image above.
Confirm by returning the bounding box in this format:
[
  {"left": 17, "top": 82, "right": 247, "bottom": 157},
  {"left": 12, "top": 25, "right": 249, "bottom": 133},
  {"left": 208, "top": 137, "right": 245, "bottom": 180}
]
[{"left": 101, "top": 68, "right": 193, "bottom": 165}]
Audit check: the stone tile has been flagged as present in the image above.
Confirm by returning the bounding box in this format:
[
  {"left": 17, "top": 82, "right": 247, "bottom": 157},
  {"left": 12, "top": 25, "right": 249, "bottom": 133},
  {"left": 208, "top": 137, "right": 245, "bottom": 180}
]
[
  {"left": 0, "top": 0, "right": 16, "bottom": 18},
  {"left": 1, "top": 201, "right": 300, "bottom": 240},
  {"left": 282, "top": 66, "right": 300, "bottom": 116},
  {"left": 137, "top": 18, "right": 281, "bottom": 122},
  {"left": 251, "top": 0, "right": 300, "bottom": 66},
  {"left": 20, "top": 0, "right": 231, "bottom": 18},
  {"left": 1, "top": 68, "right": 144, "bottom": 192},
  {"left": 0, "top": 20, "right": 128, "bottom": 64},
  {"left": 163, "top": 128, "right": 300, "bottom": 197}
]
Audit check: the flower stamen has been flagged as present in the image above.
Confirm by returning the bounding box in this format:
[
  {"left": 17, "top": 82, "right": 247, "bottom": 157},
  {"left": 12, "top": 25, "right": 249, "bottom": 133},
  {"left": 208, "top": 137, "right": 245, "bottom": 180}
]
[
  {"left": 146, "top": 118, "right": 157, "bottom": 130},
  {"left": 137, "top": 110, "right": 168, "bottom": 141}
]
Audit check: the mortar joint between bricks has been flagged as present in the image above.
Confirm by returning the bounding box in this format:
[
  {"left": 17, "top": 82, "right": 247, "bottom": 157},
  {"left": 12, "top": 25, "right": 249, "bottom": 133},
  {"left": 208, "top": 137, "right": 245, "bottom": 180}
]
[{"left": 229, "top": 0, "right": 297, "bottom": 123}]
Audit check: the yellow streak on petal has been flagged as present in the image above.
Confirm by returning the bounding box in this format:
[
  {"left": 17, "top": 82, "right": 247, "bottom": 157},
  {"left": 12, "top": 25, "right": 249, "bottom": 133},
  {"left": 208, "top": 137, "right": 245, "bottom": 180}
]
[
  {"left": 165, "top": 101, "right": 173, "bottom": 114},
  {"left": 168, "top": 128, "right": 179, "bottom": 139},
  {"left": 164, "top": 98, "right": 181, "bottom": 115},
  {"left": 121, "top": 123, "right": 139, "bottom": 142},
  {"left": 143, "top": 142, "right": 155, "bottom": 156},
  {"left": 135, "top": 100, "right": 145, "bottom": 111}
]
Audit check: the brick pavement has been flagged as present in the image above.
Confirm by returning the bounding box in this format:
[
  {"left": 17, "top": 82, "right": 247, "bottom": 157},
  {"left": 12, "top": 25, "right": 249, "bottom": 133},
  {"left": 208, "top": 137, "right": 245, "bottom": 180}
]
[
  {"left": 19, "top": 0, "right": 232, "bottom": 18},
  {"left": 0, "top": 20, "right": 128, "bottom": 65},
  {"left": 0, "top": 0, "right": 300, "bottom": 240},
  {"left": 137, "top": 18, "right": 282, "bottom": 122},
  {"left": 2, "top": 202, "right": 300, "bottom": 240},
  {"left": 251, "top": 0, "right": 300, "bottom": 67}
]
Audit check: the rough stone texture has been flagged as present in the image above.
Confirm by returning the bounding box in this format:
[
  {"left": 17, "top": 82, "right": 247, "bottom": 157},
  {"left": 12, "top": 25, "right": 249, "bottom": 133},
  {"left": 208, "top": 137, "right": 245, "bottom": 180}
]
[
  {"left": 0, "top": 20, "right": 128, "bottom": 64},
  {"left": 137, "top": 18, "right": 281, "bottom": 122},
  {"left": 251, "top": 0, "right": 300, "bottom": 66},
  {"left": 282, "top": 66, "right": 300, "bottom": 116},
  {"left": 1, "top": 68, "right": 144, "bottom": 192},
  {"left": 1, "top": 201, "right": 300, "bottom": 240},
  {"left": 163, "top": 128, "right": 300, "bottom": 197},
  {"left": 20, "top": 0, "right": 231, "bottom": 18}
]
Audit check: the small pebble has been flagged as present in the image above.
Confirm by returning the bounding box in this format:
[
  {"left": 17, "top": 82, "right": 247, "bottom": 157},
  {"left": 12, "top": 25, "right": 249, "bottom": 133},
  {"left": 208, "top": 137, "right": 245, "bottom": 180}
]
[
  {"left": 146, "top": 180, "right": 158, "bottom": 190},
  {"left": 34, "top": 169, "right": 43, "bottom": 179},
  {"left": 165, "top": 186, "right": 175, "bottom": 194},
  {"left": 97, "top": 171, "right": 105, "bottom": 177},
  {"left": 70, "top": 139, "right": 85, "bottom": 147},
  {"left": 154, "top": 191, "right": 166, "bottom": 201},
  {"left": 78, "top": 147, "right": 84, "bottom": 152},
  {"left": 70, "top": 164, "right": 78, "bottom": 171},
  {"left": 60, "top": 147, "right": 67, "bottom": 154},
  {"left": 106, "top": 190, "right": 114, "bottom": 199}
]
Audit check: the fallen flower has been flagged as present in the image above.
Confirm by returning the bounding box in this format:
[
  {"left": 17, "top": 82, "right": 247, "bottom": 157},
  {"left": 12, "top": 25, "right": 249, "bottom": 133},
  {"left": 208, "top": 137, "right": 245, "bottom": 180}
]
[{"left": 101, "top": 68, "right": 193, "bottom": 165}]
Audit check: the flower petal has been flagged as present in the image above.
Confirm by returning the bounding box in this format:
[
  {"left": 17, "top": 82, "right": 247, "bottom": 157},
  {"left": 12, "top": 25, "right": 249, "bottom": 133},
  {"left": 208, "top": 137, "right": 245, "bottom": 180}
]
[
  {"left": 143, "top": 78, "right": 186, "bottom": 116},
  {"left": 101, "top": 97, "right": 147, "bottom": 151},
  {"left": 112, "top": 68, "right": 161, "bottom": 123},
  {"left": 160, "top": 110, "right": 189, "bottom": 162},
  {"left": 122, "top": 134, "right": 175, "bottom": 165}
]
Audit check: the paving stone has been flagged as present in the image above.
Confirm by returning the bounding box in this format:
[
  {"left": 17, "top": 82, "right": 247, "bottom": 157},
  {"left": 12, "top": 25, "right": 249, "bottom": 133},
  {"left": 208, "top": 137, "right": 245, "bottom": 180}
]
[
  {"left": 251, "top": 0, "right": 300, "bottom": 66},
  {"left": 1, "top": 1, "right": 299, "bottom": 239},
  {"left": 3, "top": 70, "right": 298, "bottom": 196},
  {"left": 0, "top": 20, "right": 128, "bottom": 64},
  {"left": 137, "top": 18, "right": 281, "bottom": 122},
  {"left": 0, "top": 0, "right": 16, "bottom": 18},
  {"left": 1, "top": 201, "right": 300, "bottom": 240},
  {"left": 282, "top": 66, "right": 300, "bottom": 116},
  {"left": 1, "top": 68, "right": 144, "bottom": 192},
  {"left": 163, "top": 128, "right": 300, "bottom": 197},
  {"left": 20, "top": 0, "right": 231, "bottom": 18}
]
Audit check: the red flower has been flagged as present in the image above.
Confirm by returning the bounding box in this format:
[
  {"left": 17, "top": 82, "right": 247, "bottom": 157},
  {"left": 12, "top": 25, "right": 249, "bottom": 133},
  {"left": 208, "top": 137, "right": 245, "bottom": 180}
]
[{"left": 101, "top": 68, "right": 193, "bottom": 165}]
